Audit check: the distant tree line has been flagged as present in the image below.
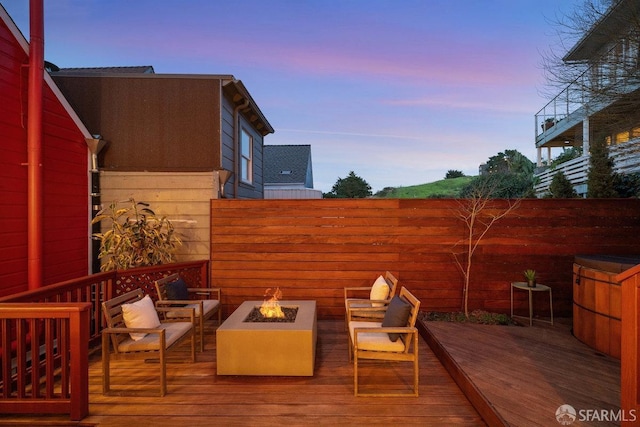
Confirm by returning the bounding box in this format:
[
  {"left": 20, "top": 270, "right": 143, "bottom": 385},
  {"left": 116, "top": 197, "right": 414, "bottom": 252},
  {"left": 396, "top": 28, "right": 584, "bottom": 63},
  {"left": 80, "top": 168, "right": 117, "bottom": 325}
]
[{"left": 325, "top": 143, "right": 640, "bottom": 199}]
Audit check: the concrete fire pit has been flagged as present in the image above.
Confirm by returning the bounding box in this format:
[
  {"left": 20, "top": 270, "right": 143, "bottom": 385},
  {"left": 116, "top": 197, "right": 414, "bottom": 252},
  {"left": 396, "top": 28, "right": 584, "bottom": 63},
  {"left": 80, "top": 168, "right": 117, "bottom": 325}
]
[{"left": 216, "top": 300, "right": 317, "bottom": 376}]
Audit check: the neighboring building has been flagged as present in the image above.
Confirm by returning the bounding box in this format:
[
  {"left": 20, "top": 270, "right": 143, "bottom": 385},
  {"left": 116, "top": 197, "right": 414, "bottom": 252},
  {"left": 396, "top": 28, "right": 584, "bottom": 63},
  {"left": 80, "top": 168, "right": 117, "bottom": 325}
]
[
  {"left": 534, "top": 0, "right": 640, "bottom": 197},
  {"left": 0, "top": 5, "right": 92, "bottom": 296},
  {"left": 51, "top": 69, "right": 274, "bottom": 261},
  {"left": 263, "top": 145, "right": 322, "bottom": 199}
]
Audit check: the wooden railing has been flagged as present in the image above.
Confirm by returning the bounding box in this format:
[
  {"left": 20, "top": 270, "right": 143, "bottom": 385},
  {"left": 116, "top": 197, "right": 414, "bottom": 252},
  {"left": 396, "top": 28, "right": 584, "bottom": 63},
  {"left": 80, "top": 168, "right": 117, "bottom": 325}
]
[
  {"left": 0, "top": 272, "right": 115, "bottom": 346},
  {"left": 114, "top": 260, "right": 209, "bottom": 297},
  {"left": 0, "top": 260, "right": 209, "bottom": 421},
  {"left": 616, "top": 265, "right": 640, "bottom": 426},
  {"left": 0, "top": 303, "right": 91, "bottom": 421}
]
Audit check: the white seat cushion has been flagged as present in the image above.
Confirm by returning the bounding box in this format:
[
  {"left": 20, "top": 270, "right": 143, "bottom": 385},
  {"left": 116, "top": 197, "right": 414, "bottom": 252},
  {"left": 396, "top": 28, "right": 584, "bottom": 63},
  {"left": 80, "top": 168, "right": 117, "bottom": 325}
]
[
  {"left": 117, "top": 321, "right": 192, "bottom": 352},
  {"left": 165, "top": 299, "right": 219, "bottom": 318},
  {"left": 348, "top": 321, "right": 405, "bottom": 352}
]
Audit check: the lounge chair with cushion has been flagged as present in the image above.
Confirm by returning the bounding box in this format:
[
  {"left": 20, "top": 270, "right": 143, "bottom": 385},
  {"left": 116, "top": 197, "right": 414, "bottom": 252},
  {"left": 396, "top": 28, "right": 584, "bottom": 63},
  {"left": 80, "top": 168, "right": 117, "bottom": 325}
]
[
  {"left": 101, "top": 288, "right": 196, "bottom": 396},
  {"left": 347, "top": 286, "right": 421, "bottom": 397},
  {"left": 344, "top": 271, "right": 398, "bottom": 328},
  {"left": 155, "top": 273, "right": 221, "bottom": 352}
]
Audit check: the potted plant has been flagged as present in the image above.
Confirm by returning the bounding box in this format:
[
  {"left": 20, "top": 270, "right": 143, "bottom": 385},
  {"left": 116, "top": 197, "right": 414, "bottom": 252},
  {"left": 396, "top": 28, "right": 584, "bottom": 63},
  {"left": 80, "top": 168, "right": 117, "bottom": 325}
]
[
  {"left": 91, "top": 198, "right": 182, "bottom": 271},
  {"left": 523, "top": 269, "right": 537, "bottom": 288}
]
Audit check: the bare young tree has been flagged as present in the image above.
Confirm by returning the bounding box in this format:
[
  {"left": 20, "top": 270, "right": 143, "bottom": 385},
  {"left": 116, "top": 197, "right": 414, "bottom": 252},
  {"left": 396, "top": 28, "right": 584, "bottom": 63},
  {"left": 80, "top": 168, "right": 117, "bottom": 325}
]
[{"left": 452, "top": 184, "right": 520, "bottom": 318}]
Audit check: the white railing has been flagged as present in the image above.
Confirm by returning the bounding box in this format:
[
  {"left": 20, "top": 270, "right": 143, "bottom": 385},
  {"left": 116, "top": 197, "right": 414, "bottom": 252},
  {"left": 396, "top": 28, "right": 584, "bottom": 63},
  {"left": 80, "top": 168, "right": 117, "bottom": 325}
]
[
  {"left": 534, "top": 156, "right": 589, "bottom": 197},
  {"left": 534, "top": 138, "right": 640, "bottom": 197}
]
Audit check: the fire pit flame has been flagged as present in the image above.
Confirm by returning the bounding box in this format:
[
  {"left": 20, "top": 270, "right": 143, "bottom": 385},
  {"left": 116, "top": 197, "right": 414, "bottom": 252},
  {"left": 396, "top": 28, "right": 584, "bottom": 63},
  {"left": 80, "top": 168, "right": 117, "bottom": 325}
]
[{"left": 260, "top": 287, "right": 284, "bottom": 318}]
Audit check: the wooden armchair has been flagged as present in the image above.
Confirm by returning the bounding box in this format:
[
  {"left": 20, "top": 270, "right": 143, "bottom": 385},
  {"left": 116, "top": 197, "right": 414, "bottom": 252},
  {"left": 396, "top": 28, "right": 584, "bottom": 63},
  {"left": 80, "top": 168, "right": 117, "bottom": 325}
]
[
  {"left": 101, "top": 289, "right": 196, "bottom": 396},
  {"left": 344, "top": 271, "right": 398, "bottom": 328},
  {"left": 347, "top": 286, "right": 421, "bottom": 397},
  {"left": 155, "top": 273, "right": 221, "bottom": 352}
]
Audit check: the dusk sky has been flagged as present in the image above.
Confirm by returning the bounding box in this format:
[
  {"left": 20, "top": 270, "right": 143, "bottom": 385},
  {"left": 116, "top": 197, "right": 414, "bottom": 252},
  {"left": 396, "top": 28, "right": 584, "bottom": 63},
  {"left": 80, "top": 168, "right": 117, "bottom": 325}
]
[{"left": 4, "top": 0, "right": 579, "bottom": 193}]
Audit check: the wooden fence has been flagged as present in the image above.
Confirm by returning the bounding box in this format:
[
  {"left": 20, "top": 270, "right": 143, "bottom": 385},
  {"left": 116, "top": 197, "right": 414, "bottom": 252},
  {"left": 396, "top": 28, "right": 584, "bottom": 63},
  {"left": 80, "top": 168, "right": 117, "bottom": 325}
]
[{"left": 210, "top": 198, "right": 640, "bottom": 319}]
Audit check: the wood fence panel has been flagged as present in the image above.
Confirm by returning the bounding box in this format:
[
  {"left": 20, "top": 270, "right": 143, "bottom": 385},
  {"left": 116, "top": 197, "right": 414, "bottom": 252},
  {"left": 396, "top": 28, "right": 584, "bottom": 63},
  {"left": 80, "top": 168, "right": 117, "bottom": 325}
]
[{"left": 211, "top": 198, "right": 640, "bottom": 319}]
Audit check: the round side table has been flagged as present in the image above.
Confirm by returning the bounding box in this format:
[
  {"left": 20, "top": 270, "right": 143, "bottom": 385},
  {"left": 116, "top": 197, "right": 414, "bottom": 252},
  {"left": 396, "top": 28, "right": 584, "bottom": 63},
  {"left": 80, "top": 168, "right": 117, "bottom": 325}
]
[{"left": 510, "top": 282, "right": 553, "bottom": 326}]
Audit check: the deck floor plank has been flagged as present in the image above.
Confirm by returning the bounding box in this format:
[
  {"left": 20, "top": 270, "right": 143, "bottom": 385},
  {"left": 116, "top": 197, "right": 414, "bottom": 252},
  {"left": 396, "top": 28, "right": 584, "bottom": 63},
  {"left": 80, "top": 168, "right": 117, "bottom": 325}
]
[
  {"left": 1, "top": 320, "right": 485, "bottom": 426},
  {"left": 424, "top": 320, "right": 621, "bottom": 427}
]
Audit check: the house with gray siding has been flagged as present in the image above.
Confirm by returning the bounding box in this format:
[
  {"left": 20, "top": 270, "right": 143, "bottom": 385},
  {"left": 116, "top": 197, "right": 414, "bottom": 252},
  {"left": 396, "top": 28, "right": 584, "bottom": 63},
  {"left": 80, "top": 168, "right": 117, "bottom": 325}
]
[
  {"left": 263, "top": 145, "right": 322, "bottom": 199},
  {"left": 51, "top": 67, "right": 274, "bottom": 261}
]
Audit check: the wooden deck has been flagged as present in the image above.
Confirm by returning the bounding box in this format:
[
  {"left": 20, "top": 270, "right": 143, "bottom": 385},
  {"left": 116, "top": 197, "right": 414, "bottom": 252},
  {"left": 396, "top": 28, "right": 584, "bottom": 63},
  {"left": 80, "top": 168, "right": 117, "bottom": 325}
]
[
  {"left": 0, "top": 320, "right": 485, "bottom": 426},
  {"left": 422, "top": 319, "right": 621, "bottom": 427},
  {"left": 1, "top": 317, "right": 620, "bottom": 426}
]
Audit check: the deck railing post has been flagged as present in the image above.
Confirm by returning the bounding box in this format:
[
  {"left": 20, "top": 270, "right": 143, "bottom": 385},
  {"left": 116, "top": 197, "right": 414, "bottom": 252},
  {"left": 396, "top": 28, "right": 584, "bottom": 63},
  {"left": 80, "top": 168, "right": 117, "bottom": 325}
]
[
  {"left": 69, "top": 304, "right": 90, "bottom": 420},
  {"left": 616, "top": 265, "right": 640, "bottom": 425}
]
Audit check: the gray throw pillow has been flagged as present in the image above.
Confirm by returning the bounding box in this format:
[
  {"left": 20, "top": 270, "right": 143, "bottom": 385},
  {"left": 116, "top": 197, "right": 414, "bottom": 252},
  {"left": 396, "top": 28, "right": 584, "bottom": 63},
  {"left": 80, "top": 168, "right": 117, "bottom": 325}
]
[
  {"left": 382, "top": 296, "right": 412, "bottom": 342},
  {"left": 165, "top": 278, "right": 189, "bottom": 300}
]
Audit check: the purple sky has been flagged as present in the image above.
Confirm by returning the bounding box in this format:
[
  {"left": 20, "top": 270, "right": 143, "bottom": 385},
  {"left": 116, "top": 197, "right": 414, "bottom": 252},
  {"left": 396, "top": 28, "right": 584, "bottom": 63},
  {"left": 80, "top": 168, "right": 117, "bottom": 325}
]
[{"left": 4, "top": 0, "right": 579, "bottom": 193}]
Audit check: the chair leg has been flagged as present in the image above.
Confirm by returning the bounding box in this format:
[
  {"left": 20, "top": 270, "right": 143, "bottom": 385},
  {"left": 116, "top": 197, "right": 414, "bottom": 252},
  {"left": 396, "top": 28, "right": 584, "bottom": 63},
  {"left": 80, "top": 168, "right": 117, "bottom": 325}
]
[
  {"left": 198, "top": 314, "right": 204, "bottom": 352},
  {"left": 159, "top": 346, "right": 166, "bottom": 397},
  {"left": 413, "top": 334, "right": 419, "bottom": 396},
  {"left": 353, "top": 349, "right": 359, "bottom": 396},
  {"left": 190, "top": 324, "right": 196, "bottom": 363}
]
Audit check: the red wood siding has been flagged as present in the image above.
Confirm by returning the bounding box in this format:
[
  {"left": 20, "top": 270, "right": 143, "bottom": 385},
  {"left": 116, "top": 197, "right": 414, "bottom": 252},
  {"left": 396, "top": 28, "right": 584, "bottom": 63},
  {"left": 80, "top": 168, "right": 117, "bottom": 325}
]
[
  {"left": 211, "top": 198, "right": 640, "bottom": 320},
  {"left": 0, "top": 15, "right": 88, "bottom": 297}
]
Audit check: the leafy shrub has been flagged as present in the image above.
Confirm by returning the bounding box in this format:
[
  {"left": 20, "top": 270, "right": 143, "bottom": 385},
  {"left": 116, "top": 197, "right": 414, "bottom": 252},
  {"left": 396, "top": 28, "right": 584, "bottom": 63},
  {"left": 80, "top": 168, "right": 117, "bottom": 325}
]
[{"left": 91, "top": 198, "right": 181, "bottom": 271}]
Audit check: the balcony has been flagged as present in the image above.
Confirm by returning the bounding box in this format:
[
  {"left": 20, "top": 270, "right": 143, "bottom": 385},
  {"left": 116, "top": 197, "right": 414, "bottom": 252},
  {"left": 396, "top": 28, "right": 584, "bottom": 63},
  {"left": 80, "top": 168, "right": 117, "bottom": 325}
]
[{"left": 534, "top": 137, "right": 640, "bottom": 196}]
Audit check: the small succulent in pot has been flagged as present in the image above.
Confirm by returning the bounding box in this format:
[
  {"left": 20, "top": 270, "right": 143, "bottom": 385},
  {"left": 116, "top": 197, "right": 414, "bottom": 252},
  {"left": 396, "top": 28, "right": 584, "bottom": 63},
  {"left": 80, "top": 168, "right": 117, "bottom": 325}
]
[{"left": 523, "top": 269, "right": 537, "bottom": 287}]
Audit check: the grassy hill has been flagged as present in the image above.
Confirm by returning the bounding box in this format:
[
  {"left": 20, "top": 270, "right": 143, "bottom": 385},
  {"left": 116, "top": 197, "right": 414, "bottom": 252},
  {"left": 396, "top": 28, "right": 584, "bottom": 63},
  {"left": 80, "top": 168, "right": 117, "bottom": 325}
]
[{"left": 375, "top": 176, "right": 476, "bottom": 198}]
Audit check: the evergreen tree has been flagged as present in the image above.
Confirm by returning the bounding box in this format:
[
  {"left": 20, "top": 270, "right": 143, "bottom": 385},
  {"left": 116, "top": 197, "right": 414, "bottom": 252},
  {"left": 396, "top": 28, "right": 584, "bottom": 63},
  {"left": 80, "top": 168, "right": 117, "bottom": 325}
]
[
  {"left": 613, "top": 172, "right": 640, "bottom": 198},
  {"left": 587, "top": 137, "right": 618, "bottom": 198},
  {"left": 445, "top": 170, "right": 465, "bottom": 179},
  {"left": 326, "top": 171, "right": 372, "bottom": 198},
  {"left": 548, "top": 171, "right": 579, "bottom": 198}
]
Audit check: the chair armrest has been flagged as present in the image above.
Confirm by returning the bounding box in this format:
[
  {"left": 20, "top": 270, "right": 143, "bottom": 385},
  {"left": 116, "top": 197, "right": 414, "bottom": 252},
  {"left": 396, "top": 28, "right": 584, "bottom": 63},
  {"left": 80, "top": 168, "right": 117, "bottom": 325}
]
[
  {"left": 347, "top": 305, "right": 388, "bottom": 322},
  {"left": 344, "top": 287, "right": 371, "bottom": 299},
  {"left": 346, "top": 298, "right": 390, "bottom": 308},
  {"left": 353, "top": 326, "right": 417, "bottom": 335},
  {"left": 102, "top": 326, "right": 166, "bottom": 336},
  {"left": 352, "top": 326, "right": 418, "bottom": 344},
  {"left": 187, "top": 287, "right": 221, "bottom": 300},
  {"left": 156, "top": 299, "right": 193, "bottom": 306},
  {"left": 155, "top": 306, "right": 196, "bottom": 323}
]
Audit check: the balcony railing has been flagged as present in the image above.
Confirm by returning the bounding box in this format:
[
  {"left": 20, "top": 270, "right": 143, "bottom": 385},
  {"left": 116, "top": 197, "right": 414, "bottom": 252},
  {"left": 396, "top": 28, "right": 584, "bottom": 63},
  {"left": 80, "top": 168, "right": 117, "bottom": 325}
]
[
  {"left": 534, "top": 156, "right": 589, "bottom": 196},
  {"left": 534, "top": 137, "right": 640, "bottom": 196},
  {"left": 535, "top": 73, "right": 589, "bottom": 141}
]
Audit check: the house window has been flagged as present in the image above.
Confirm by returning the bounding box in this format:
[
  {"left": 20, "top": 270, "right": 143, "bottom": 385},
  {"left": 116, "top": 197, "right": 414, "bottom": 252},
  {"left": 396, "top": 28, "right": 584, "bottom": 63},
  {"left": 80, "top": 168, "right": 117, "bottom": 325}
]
[
  {"left": 240, "top": 128, "right": 253, "bottom": 183},
  {"left": 615, "top": 131, "right": 630, "bottom": 144}
]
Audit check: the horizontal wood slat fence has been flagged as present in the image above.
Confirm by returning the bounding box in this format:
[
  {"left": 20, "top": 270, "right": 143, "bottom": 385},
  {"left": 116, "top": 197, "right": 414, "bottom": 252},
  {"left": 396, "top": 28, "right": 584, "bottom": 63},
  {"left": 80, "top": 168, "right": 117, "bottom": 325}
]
[{"left": 210, "top": 198, "right": 640, "bottom": 320}]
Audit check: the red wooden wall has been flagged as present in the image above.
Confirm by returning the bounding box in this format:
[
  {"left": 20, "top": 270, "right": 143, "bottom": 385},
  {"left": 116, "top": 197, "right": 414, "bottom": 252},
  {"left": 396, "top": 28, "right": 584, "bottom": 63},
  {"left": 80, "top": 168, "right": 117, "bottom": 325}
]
[
  {"left": 211, "top": 198, "right": 640, "bottom": 320},
  {"left": 0, "top": 11, "right": 89, "bottom": 296}
]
